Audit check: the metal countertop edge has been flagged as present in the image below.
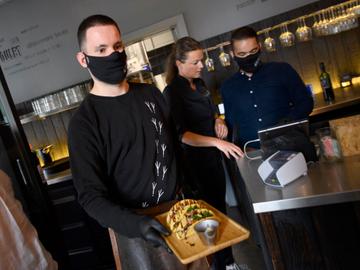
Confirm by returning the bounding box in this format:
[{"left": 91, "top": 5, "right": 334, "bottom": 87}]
[{"left": 252, "top": 189, "right": 360, "bottom": 214}]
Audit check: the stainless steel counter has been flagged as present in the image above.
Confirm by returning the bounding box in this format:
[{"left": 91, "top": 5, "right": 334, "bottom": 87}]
[
  {"left": 44, "top": 168, "right": 72, "bottom": 185},
  {"left": 236, "top": 154, "right": 360, "bottom": 214}
]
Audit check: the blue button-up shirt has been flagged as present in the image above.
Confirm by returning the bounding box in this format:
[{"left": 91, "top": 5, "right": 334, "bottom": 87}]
[{"left": 221, "top": 62, "right": 313, "bottom": 147}]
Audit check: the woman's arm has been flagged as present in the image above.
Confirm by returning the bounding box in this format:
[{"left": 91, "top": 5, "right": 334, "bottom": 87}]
[
  {"left": 214, "top": 117, "right": 228, "bottom": 139},
  {"left": 181, "top": 131, "right": 243, "bottom": 159}
]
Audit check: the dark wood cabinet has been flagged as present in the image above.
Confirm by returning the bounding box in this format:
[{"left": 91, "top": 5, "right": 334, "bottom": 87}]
[
  {"left": 46, "top": 179, "right": 115, "bottom": 270},
  {"left": 258, "top": 202, "right": 360, "bottom": 270}
]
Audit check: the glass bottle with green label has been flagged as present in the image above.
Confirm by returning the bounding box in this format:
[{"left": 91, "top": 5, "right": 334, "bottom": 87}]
[{"left": 319, "top": 62, "right": 335, "bottom": 102}]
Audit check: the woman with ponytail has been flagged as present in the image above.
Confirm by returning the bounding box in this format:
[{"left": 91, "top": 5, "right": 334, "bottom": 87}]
[{"left": 164, "top": 37, "right": 244, "bottom": 270}]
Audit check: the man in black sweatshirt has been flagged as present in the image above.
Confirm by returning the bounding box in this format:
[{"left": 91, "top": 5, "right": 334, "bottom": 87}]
[{"left": 68, "top": 15, "right": 201, "bottom": 269}]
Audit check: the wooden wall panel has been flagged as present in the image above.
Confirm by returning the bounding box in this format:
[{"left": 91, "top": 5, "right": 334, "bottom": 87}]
[
  {"left": 42, "top": 118, "right": 62, "bottom": 158},
  {"left": 342, "top": 28, "right": 360, "bottom": 73},
  {"left": 23, "top": 122, "right": 37, "bottom": 148},
  {"left": 60, "top": 110, "right": 75, "bottom": 133},
  {"left": 30, "top": 120, "right": 49, "bottom": 147},
  {"left": 22, "top": 107, "right": 77, "bottom": 161},
  {"left": 50, "top": 114, "right": 69, "bottom": 159},
  {"left": 327, "top": 35, "right": 350, "bottom": 87},
  {"left": 295, "top": 42, "right": 318, "bottom": 84}
]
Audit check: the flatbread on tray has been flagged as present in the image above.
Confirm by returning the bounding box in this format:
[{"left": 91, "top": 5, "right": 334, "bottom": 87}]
[{"left": 166, "top": 199, "right": 219, "bottom": 240}]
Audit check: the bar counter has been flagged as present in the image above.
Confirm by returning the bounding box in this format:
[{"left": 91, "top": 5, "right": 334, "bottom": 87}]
[
  {"left": 234, "top": 153, "right": 360, "bottom": 270},
  {"left": 236, "top": 154, "right": 360, "bottom": 214}
]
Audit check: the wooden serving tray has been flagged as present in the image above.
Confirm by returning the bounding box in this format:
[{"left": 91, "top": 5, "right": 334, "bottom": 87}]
[{"left": 155, "top": 200, "right": 250, "bottom": 264}]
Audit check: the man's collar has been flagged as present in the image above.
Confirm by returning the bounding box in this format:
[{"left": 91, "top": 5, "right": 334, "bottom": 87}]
[{"left": 239, "top": 70, "right": 253, "bottom": 77}]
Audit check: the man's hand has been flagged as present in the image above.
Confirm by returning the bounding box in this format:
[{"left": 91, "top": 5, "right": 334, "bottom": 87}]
[
  {"left": 214, "top": 118, "right": 228, "bottom": 139},
  {"left": 139, "top": 216, "right": 172, "bottom": 254}
]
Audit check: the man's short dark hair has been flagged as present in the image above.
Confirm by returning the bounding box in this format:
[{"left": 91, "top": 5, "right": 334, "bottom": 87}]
[
  {"left": 77, "top": 14, "right": 120, "bottom": 51},
  {"left": 231, "top": 26, "right": 258, "bottom": 47}
]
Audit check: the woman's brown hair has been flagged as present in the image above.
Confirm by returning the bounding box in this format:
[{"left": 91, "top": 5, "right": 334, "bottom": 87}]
[{"left": 165, "top": 37, "right": 202, "bottom": 84}]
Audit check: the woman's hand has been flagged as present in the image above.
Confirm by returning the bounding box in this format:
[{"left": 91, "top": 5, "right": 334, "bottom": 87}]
[
  {"left": 214, "top": 118, "right": 228, "bottom": 139},
  {"left": 182, "top": 131, "right": 243, "bottom": 159},
  {"left": 213, "top": 139, "right": 244, "bottom": 159}
]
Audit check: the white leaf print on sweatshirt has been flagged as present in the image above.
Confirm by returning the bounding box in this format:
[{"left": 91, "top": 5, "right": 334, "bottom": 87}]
[
  {"left": 157, "top": 189, "right": 164, "bottom": 204},
  {"left": 144, "top": 102, "right": 153, "bottom": 113},
  {"left": 151, "top": 118, "right": 158, "bottom": 132},
  {"left": 152, "top": 182, "right": 157, "bottom": 197},
  {"left": 155, "top": 161, "right": 161, "bottom": 176},
  {"left": 155, "top": 140, "right": 159, "bottom": 154},
  {"left": 162, "top": 166, "right": 168, "bottom": 181},
  {"left": 150, "top": 102, "right": 156, "bottom": 114},
  {"left": 158, "top": 121, "right": 163, "bottom": 135},
  {"left": 142, "top": 201, "right": 149, "bottom": 208},
  {"left": 161, "top": 144, "right": 167, "bottom": 158}
]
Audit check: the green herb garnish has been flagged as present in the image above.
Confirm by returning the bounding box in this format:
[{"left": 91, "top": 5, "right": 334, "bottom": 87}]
[{"left": 186, "top": 205, "right": 199, "bottom": 212}]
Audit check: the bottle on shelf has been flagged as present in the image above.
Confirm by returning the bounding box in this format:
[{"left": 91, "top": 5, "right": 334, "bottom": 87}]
[{"left": 319, "top": 62, "right": 335, "bottom": 102}]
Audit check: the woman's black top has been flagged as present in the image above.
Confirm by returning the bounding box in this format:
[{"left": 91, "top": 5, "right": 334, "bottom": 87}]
[
  {"left": 163, "top": 75, "right": 218, "bottom": 141},
  {"left": 164, "top": 75, "right": 226, "bottom": 212}
]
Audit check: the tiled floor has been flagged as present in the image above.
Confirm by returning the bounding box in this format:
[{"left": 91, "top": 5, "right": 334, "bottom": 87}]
[{"left": 226, "top": 206, "right": 266, "bottom": 270}]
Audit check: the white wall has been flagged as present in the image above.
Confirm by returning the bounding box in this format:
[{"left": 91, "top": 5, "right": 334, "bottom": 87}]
[{"left": 0, "top": 0, "right": 317, "bottom": 103}]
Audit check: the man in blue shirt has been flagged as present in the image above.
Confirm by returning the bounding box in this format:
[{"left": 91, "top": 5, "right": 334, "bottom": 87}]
[{"left": 221, "top": 26, "right": 313, "bottom": 148}]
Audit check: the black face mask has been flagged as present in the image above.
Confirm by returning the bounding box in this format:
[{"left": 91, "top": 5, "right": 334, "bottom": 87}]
[
  {"left": 84, "top": 51, "right": 128, "bottom": 84},
  {"left": 233, "top": 50, "right": 261, "bottom": 73}
]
